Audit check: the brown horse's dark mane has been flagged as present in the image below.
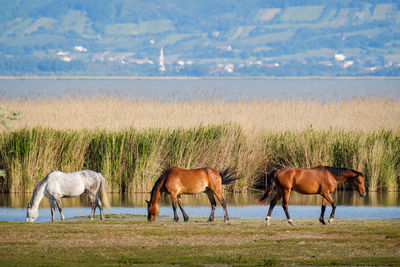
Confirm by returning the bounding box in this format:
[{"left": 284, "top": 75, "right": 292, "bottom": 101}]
[
  {"left": 149, "top": 168, "right": 171, "bottom": 203},
  {"left": 321, "top": 166, "right": 363, "bottom": 178}
]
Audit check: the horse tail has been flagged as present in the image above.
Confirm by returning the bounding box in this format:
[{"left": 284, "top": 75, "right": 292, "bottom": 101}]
[
  {"left": 258, "top": 170, "right": 277, "bottom": 203},
  {"left": 220, "top": 167, "right": 240, "bottom": 185},
  {"left": 99, "top": 174, "right": 111, "bottom": 210}
]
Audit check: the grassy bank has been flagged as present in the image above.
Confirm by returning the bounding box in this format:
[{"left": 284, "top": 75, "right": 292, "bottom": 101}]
[
  {"left": 0, "top": 126, "right": 399, "bottom": 192},
  {"left": 0, "top": 217, "right": 399, "bottom": 266}
]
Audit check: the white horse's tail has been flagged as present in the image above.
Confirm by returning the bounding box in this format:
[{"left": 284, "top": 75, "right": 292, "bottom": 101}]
[{"left": 99, "top": 175, "right": 111, "bottom": 210}]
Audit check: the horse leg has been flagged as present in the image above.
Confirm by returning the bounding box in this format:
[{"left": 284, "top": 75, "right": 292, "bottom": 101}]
[
  {"left": 282, "top": 189, "right": 294, "bottom": 225},
  {"left": 323, "top": 193, "right": 336, "bottom": 224},
  {"left": 55, "top": 198, "right": 65, "bottom": 221},
  {"left": 170, "top": 193, "right": 179, "bottom": 222},
  {"left": 89, "top": 194, "right": 96, "bottom": 220},
  {"left": 96, "top": 195, "right": 104, "bottom": 220},
  {"left": 266, "top": 193, "right": 282, "bottom": 225},
  {"left": 177, "top": 196, "right": 189, "bottom": 222},
  {"left": 319, "top": 198, "right": 328, "bottom": 225},
  {"left": 50, "top": 199, "right": 56, "bottom": 222},
  {"left": 205, "top": 189, "right": 217, "bottom": 222},
  {"left": 214, "top": 192, "right": 229, "bottom": 223}
]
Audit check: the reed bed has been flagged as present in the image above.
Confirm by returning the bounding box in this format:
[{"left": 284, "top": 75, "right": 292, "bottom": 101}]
[
  {"left": 0, "top": 96, "right": 399, "bottom": 192},
  {"left": 0, "top": 126, "right": 398, "bottom": 192},
  {"left": 1, "top": 96, "right": 400, "bottom": 132}
]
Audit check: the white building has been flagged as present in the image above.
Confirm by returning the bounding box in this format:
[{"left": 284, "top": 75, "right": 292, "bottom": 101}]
[
  {"left": 334, "top": 54, "right": 346, "bottom": 61},
  {"left": 74, "top": 46, "right": 87, "bottom": 52},
  {"left": 224, "top": 64, "right": 234, "bottom": 73},
  {"left": 60, "top": 56, "right": 71, "bottom": 62},
  {"left": 57, "top": 51, "right": 69, "bottom": 56}
]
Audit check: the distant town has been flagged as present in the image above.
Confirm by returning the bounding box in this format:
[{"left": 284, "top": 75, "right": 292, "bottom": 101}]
[{"left": 1, "top": 1, "right": 399, "bottom": 76}]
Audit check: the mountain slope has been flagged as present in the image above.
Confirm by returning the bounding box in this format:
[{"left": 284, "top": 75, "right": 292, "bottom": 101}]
[{"left": 0, "top": 0, "right": 399, "bottom": 76}]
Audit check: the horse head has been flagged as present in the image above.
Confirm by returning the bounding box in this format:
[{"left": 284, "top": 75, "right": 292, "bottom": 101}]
[
  {"left": 146, "top": 200, "right": 159, "bottom": 222},
  {"left": 25, "top": 203, "right": 38, "bottom": 222},
  {"left": 351, "top": 172, "right": 367, "bottom": 197}
]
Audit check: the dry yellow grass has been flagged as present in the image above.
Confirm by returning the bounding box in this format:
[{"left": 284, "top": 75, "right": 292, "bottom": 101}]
[
  {"left": 0, "top": 219, "right": 399, "bottom": 266},
  {"left": 1, "top": 96, "right": 399, "bottom": 132}
]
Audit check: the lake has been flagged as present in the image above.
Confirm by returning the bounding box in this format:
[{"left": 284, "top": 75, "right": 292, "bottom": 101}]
[
  {"left": 1, "top": 77, "right": 399, "bottom": 101},
  {"left": 1, "top": 191, "right": 399, "bottom": 222}
]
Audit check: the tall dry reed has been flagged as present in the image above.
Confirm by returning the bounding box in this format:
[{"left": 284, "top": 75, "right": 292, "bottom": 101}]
[
  {"left": 0, "top": 126, "right": 398, "bottom": 192},
  {"left": 1, "top": 95, "right": 398, "bottom": 192},
  {"left": 1, "top": 96, "right": 399, "bottom": 132}
]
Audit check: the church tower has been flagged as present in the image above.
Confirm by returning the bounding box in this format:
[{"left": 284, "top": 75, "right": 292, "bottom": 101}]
[{"left": 159, "top": 48, "right": 165, "bottom": 72}]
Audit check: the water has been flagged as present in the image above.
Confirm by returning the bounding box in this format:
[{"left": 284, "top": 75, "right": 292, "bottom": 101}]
[
  {"left": 1, "top": 78, "right": 399, "bottom": 101},
  {"left": 1, "top": 192, "right": 399, "bottom": 222}
]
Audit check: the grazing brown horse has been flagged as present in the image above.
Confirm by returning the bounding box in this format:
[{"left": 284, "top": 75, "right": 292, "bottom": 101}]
[
  {"left": 146, "top": 167, "right": 239, "bottom": 222},
  {"left": 258, "top": 166, "right": 366, "bottom": 225}
]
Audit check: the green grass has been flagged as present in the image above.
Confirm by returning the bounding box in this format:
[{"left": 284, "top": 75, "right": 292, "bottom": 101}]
[
  {"left": 0, "top": 218, "right": 399, "bottom": 266},
  {"left": 106, "top": 19, "right": 173, "bottom": 36},
  {"left": 372, "top": 4, "right": 396, "bottom": 21},
  {"left": 0, "top": 126, "right": 399, "bottom": 192},
  {"left": 280, "top": 6, "right": 324, "bottom": 22},
  {"left": 161, "top": 33, "right": 195, "bottom": 46}
]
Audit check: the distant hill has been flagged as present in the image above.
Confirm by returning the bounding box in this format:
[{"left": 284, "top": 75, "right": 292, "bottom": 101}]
[{"left": 1, "top": 0, "right": 399, "bottom": 76}]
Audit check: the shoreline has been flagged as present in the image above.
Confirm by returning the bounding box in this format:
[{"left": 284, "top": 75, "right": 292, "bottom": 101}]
[{"left": 1, "top": 75, "right": 400, "bottom": 80}]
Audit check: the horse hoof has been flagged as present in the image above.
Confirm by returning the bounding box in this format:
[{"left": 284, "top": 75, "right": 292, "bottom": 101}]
[
  {"left": 287, "top": 219, "right": 294, "bottom": 225},
  {"left": 328, "top": 218, "right": 334, "bottom": 224},
  {"left": 184, "top": 218, "right": 189, "bottom": 222},
  {"left": 266, "top": 216, "right": 271, "bottom": 226},
  {"left": 319, "top": 219, "right": 326, "bottom": 225}
]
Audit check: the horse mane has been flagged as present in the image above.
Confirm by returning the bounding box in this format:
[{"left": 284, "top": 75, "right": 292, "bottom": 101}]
[
  {"left": 149, "top": 168, "right": 170, "bottom": 203},
  {"left": 321, "top": 166, "right": 363, "bottom": 178},
  {"left": 28, "top": 171, "right": 53, "bottom": 207}
]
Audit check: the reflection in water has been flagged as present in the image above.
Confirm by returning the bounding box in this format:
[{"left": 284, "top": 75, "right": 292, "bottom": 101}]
[{"left": 1, "top": 191, "right": 399, "bottom": 208}]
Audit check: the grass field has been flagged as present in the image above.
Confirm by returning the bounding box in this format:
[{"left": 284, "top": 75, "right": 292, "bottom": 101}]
[{"left": 0, "top": 216, "right": 399, "bottom": 266}]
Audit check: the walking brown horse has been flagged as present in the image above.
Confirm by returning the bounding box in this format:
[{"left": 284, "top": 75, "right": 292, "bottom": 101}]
[
  {"left": 258, "top": 166, "right": 366, "bottom": 225},
  {"left": 146, "top": 167, "right": 239, "bottom": 222}
]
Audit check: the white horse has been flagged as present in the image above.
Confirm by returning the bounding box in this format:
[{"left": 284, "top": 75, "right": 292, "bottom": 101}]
[{"left": 26, "top": 170, "right": 111, "bottom": 222}]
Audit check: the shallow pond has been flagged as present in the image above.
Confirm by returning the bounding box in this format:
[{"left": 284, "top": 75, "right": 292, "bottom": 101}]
[{"left": 1, "top": 191, "right": 399, "bottom": 222}]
